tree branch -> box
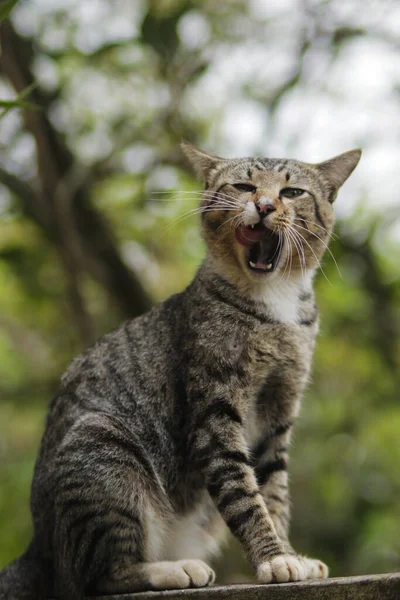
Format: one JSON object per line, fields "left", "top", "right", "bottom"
{"left": 0, "top": 20, "right": 153, "bottom": 340}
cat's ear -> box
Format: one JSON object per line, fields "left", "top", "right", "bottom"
{"left": 181, "top": 141, "right": 224, "bottom": 183}
{"left": 315, "top": 149, "right": 362, "bottom": 202}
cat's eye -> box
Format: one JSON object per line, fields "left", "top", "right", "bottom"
{"left": 280, "top": 187, "right": 305, "bottom": 198}
{"left": 232, "top": 183, "right": 257, "bottom": 193}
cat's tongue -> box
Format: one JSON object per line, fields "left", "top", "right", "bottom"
{"left": 235, "top": 223, "right": 281, "bottom": 273}
{"left": 235, "top": 224, "right": 266, "bottom": 248}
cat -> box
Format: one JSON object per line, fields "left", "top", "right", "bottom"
{"left": 0, "top": 142, "right": 361, "bottom": 600}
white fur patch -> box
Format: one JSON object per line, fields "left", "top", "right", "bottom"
{"left": 242, "top": 201, "right": 259, "bottom": 225}
{"left": 163, "top": 493, "right": 226, "bottom": 562}
{"left": 251, "top": 272, "right": 314, "bottom": 324}
{"left": 144, "top": 503, "right": 168, "bottom": 561}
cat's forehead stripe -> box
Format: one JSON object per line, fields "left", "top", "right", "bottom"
{"left": 209, "top": 156, "right": 317, "bottom": 188}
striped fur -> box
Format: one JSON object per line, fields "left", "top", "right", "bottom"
{"left": 0, "top": 145, "right": 360, "bottom": 599}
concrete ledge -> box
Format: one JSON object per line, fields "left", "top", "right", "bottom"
{"left": 90, "top": 572, "right": 400, "bottom": 600}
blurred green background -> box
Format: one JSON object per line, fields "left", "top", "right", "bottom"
{"left": 0, "top": 0, "right": 399, "bottom": 583}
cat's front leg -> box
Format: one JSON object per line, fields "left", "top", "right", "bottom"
{"left": 253, "top": 425, "right": 329, "bottom": 580}
{"left": 252, "top": 423, "right": 294, "bottom": 553}
{"left": 190, "top": 395, "right": 307, "bottom": 583}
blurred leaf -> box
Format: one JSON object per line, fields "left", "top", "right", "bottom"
{"left": 332, "top": 26, "right": 366, "bottom": 46}
{"left": 141, "top": 1, "right": 192, "bottom": 57}
{"left": 0, "top": 0, "right": 19, "bottom": 22}
{"left": 0, "top": 82, "right": 39, "bottom": 120}
{"left": 0, "top": 99, "right": 37, "bottom": 110}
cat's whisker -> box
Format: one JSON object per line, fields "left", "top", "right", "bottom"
{"left": 203, "top": 190, "right": 240, "bottom": 201}
{"left": 278, "top": 230, "right": 292, "bottom": 283}
{"left": 284, "top": 226, "right": 306, "bottom": 283}
{"left": 151, "top": 190, "right": 243, "bottom": 210}
{"left": 213, "top": 190, "right": 241, "bottom": 199}
{"left": 150, "top": 191, "right": 235, "bottom": 201}
{"left": 287, "top": 224, "right": 307, "bottom": 275}
{"left": 288, "top": 232, "right": 294, "bottom": 281}
{"left": 223, "top": 212, "right": 243, "bottom": 231}
{"left": 285, "top": 234, "right": 293, "bottom": 282}
{"left": 275, "top": 232, "right": 285, "bottom": 277}
{"left": 293, "top": 222, "right": 342, "bottom": 280}
{"left": 207, "top": 190, "right": 243, "bottom": 203}
{"left": 293, "top": 220, "right": 331, "bottom": 244}
{"left": 151, "top": 190, "right": 216, "bottom": 197}
{"left": 204, "top": 199, "right": 242, "bottom": 210}
{"left": 151, "top": 196, "right": 240, "bottom": 210}
{"left": 151, "top": 189, "right": 241, "bottom": 202}
{"left": 288, "top": 225, "right": 332, "bottom": 286}
{"left": 294, "top": 216, "right": 338, "bottom": 240}
{"left": 276, "top": 220, "right": 304, "bottom": 281}
{"left": 293, "top": 223, "right": 338, "bottom": 278}
{"left": 293, "top": 232, "right": 306, "bottom": 284}
{"left": 152, "top": 189, "right": 231, "bottom": 197}
{"left": 163, "top": 204, "right": 242, "bottom": 231}
{"left": 151, "top": 189, "right": 205, "bottom": 194}
{"left": 163, "top": 207, "right": 218, "bottom": 231}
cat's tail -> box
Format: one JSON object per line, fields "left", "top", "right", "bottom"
{"left": 0, "top": 541, "right": 51, "bottom": 600}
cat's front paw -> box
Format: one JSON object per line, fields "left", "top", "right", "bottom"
{"left": 257, "top": 554, "right": 307, "bottom": 583}
{"left": 300, "top": 556, "right": 329, "bottom": 580}
{"left": 149, "top": 560, "right": 215, "bottom": 590}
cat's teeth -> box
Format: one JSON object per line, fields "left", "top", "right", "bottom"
{"left": 250, "top": 224, "right": 255, "bottom": 229}
{"left": 249, "top": 261, "right": 273, "bottom": 270}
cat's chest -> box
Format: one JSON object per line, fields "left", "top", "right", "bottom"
{"left": 243, "top": 323, "right": 315, "bottom": 442}
{"left": 246, "top": 321, "right": 313, "bottom": 383}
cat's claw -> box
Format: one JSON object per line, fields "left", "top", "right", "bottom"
{"left": 257, "top": 554, "right": 307, "bottom": 583}
{"left": 300, "top": 556, "right": 329, "bottom": 580}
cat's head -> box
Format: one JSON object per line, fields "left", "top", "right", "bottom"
{"left": 182, "top": 142, "right": 361, "bottom": 288}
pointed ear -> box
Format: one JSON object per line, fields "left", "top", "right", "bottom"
{"left": 315, "top": 149, "right": 362, "bottom": 202}
{"left": 181, "top": 141, "right": 224, "bottom": 183}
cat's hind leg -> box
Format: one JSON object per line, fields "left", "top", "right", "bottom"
{"left": 38, "top": 413, "right": 190, "bottom": 598}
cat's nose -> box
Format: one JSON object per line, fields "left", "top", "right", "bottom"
{"left": 256, "top": 196, "right": 276, "bottom": 216}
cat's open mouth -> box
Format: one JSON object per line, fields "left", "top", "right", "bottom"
{"left": 235, "top": 223, "right": 281, "bottom": 273}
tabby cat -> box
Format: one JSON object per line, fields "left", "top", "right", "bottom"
{"left": 0, "top": 142, "right": 361, "bottom": 600}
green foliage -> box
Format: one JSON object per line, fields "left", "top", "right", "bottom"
{"left": 0, "top": 99, "right": 36, "bottom": 110}
{"left": 0, "top": 0, "right": 19, "bottom": 22}
{"left": 0, "top": 83, "right": 38, "bottom": 120}
{"left": 0, "top": 398, "right": 43, "bottom": 564}
{"left": 0, "top": 1, "right": 34, "bottom": 123}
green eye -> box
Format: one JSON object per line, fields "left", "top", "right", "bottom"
{"left": 232, "top": 183, "right": 257, "bottom": 193}
{"left": 280, "top": 188, "right": 304, "bottom": 198}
